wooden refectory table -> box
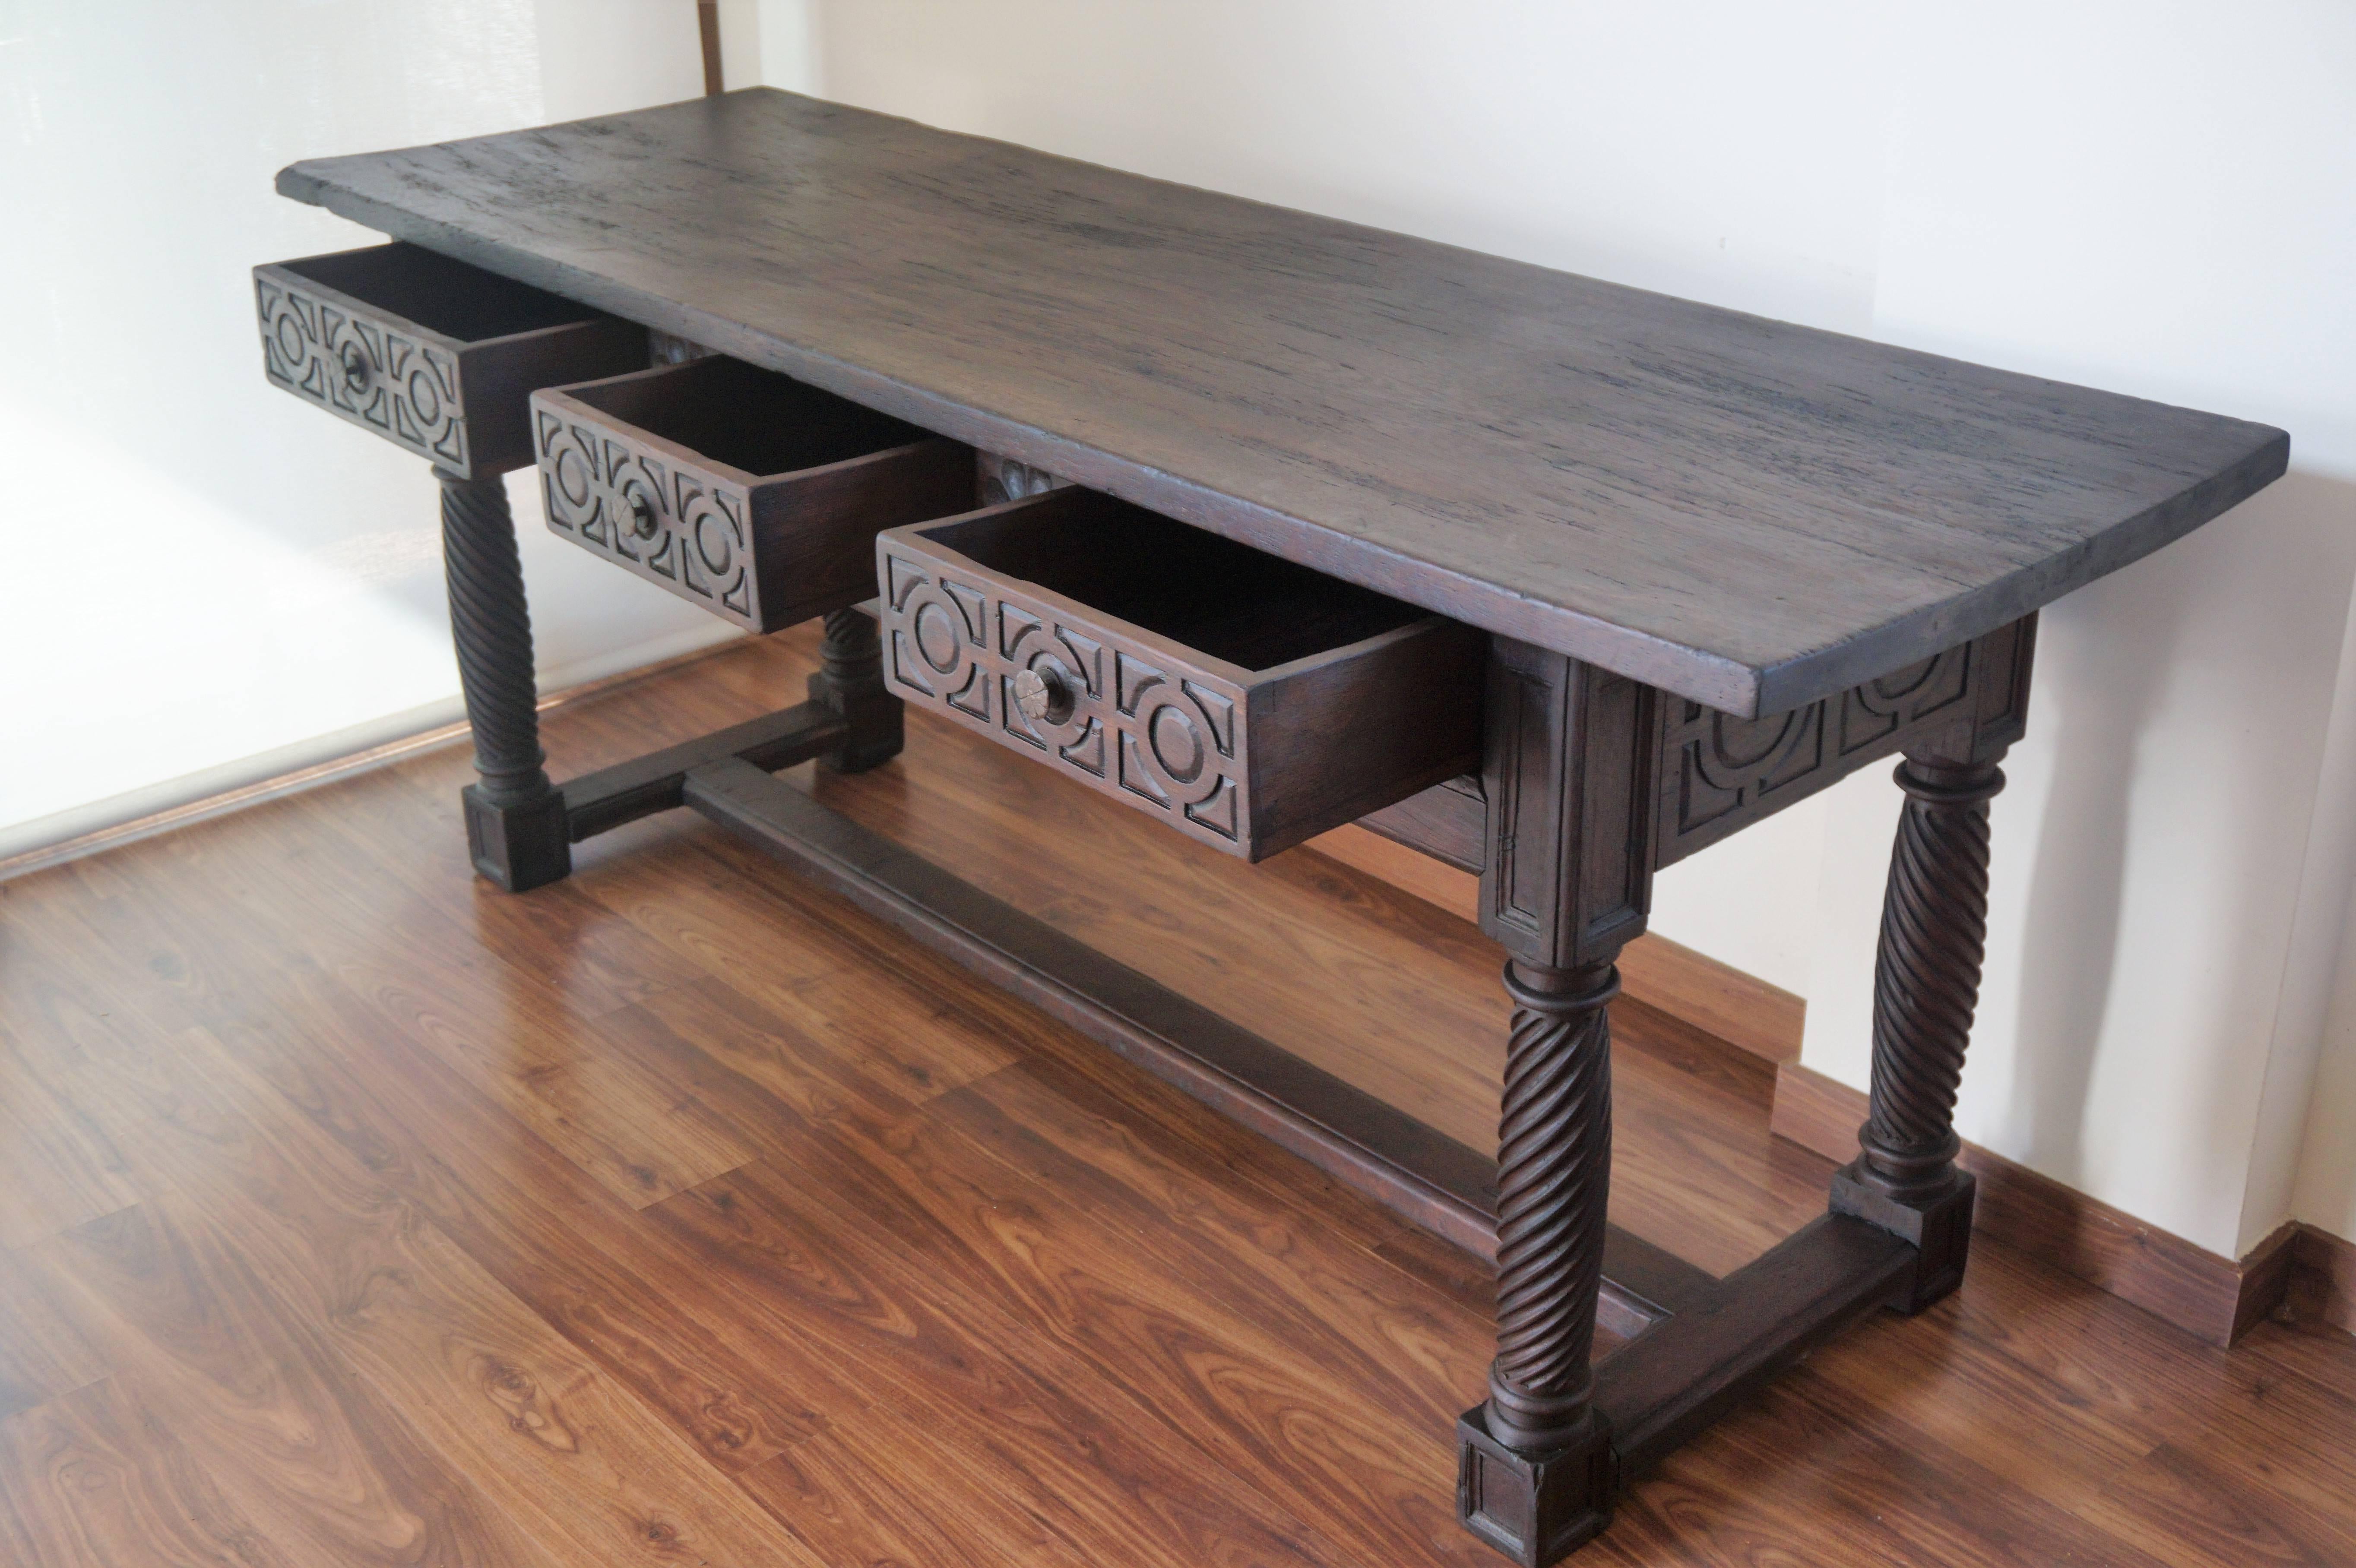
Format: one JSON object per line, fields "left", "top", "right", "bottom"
{"left": 259, "top": 89, "right": 2287, "bottom": 1564}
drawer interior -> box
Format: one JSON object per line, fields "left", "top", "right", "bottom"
{"left": 276, "top": 243, "right": 600, "bottom": 342}
{"left": 926, "top": 493, "right": 1425, "bottom": 671}
{"left": 564, "top": 357, "right": 930, "bottom": 478}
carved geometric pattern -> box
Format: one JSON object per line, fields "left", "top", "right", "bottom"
{"left": 1659, "top": 643, "right": 1973, "bottom": 862}
{"left": 256, "top": 273, "right": 467, "bottom": 470}
{"left": 880, "top": 541, "right": 1251, "bottom": 852}
{"left": 535, "top": 408, "right": 759, "bottom": 629}
{"left": 977, "top": 452, "right": 1069, "bottom": 507}
{"left": 646, "top": 329, "right": 716, "bottom": 365}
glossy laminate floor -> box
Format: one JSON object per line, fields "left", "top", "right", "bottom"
{"left": 1, "top": 625, "right": 2351, "bottom": 1567}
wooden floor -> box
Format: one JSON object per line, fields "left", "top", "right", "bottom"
{"left": 3, "top": 626, "right": 2352, "bottom": 1568}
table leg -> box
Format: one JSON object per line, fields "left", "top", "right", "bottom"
{"left": 1460, "top": 640, "right": 1656, "bottom": 1565}
{"left": 1459, "top": 956, "right": 1622, "bottom": 1565}
{"left": 808, "top": 607, "right": 904, "bottom": 773}
{"left": 1831, "top": 750, "right": 2008, "bottom": 1311}
{"left": 437, "top": 468, "right": 570, "bottom": 892}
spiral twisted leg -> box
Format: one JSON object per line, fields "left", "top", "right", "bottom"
{"left": 808, "top": 606, "right": 904, "bottom": 773}
{"left": 1488, "top": 959, "right": 1617, "bottom": 1448}
{"left": 1861, "top": 759, "right": 2001, "bottom": 1192}
{"left": 440, "top": 473, "right": 548, "bottom": 801}
{"left": 437, "top": 470, "right": 569, "bottom": 890}
{"left": 1459, "top": 958, "right": 1620, "bottom": 1565}
{"left": 1832, "top": 753, "right": 2006, "bottom": 1309}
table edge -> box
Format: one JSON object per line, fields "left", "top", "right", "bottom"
{"left": 276, "top": 160, "right": 2291, "bottom": 718}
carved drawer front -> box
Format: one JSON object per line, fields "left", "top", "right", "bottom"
{"left": 879, "top": 488, "right": 1485, "bottom": 860}
{"left": 534, "top": 357, "right": 974, "bottom": 634}
{"left": 254, "top": 243, "right": 646, "bottom": 479}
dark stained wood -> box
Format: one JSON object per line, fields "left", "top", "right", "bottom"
{"left": 807, "top": 606, "right": 907, "bottom": 775}
{"left": 1774, "top": 1061, "right": 2332, "bottom": 1350}
{"left": 1828, "top": 749, "right": 2008, "bottom": 1313}
{"left": 724, "top": 631, "right": 1828, "bottom": 1280}
{"left": 276, "top": 89, "right": 2286, "bottom": 714}
{"left": 2228, "top": 1222, "right": 2304, "bottom": 1344}
{"left": 1478, "top": 643, "right": 1656, "bottom": 971}
{"left": 1349, "top": 614, "right": 2035, "bottom": 884}
{"left": 1593, "top": 1216, "right": 1913, "bottom": 1476}
{"left": 536, "top": 356, "right": 974, "bottom": 634}
{"left": 1457, "top": 639, "right": 1662, "bottom": 1557}
{"left": 1457, "top": 958, "right": 1620, "bottom": 1561}
{"left": 441, "top": 470, "right": 572, "bottom": 892}
{"left": 684, "top": 748, "right": 1717, "bottom": 1352}
{"left": 8, "top": 628, "right": 2353, "bottom": 1568}
{"left": 255, "top": 242, "right": 646, "bottom": 479}
{"left": 1653, "top": 616, "right": 2033, "bottom": 871}
{"left": 683, "top": 752, "right": 1504, "bottom": 1258}
{"left": 251, "top": 108, "right": 2279, "bottom": 1559}
{"left": 1356, "top": 776, "right": 1488, "bottom": 875}
{"left": 880, "top": 487, "right": 1485, "bottom": 859}
{"left": 559, "top": 698, "right": 846, "bottom": 840}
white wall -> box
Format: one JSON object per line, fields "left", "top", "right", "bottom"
{"left": 1809, "top": 3, "right": 2356, "bottom": 1260}
{"left": 783, "top": 0, "right": 2356, "bottom": 1256}
{"left": 0, "top": 0, "right": 732, "bottom": 861}
{"left": 14, "top": 1, "right": 2350, "bottom": 1257}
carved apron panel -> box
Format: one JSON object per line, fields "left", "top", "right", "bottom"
{"left": 880, "top": 542, "right": 1250, "bottom": 853}
{"left": 1656, "top": 643, "right": 1976, "bottom": 866}
{"left": 256, "top": 273, "right": 467, "bottom": 471}
{"left": 536, "top": 408, "right": 760, "bottom": 630}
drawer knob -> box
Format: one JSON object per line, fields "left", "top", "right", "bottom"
{"left": 339, "top": 341, "right": 372, "bottom": 394}
{"left": 1014, "top": 664, "right": 1076, "bottom": 726}
{"left": 627, "top": 491, "right": 661, "bottom": 540}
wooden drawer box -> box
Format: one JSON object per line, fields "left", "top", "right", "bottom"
{"left": 255, "top": 243, "right": 645, "bottom": 478}
{"left": 878, "top": 489, "right": 1485, "bottom": 860}
{"left": 534, "top": 357, "right": 973, "bottom": 633}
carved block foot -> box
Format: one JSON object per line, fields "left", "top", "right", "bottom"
{"left": 462, "top": 784, "right": 571, "bottom": 893}
{"left": 1831, "top": 1163, "right": 1976, "bottom": 1313}
{"left": 1457, "top": 1404, "right": 1615, "bottom": 1566}
{"left": 809, "top": 607, "right": 905, "bottom": 774}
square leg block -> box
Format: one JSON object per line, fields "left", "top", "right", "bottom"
{"left": 462, "top": 784, "right": 571, "bottom": 893}
{"left": 808, "top": 672, "right": 905, "bottom": 774}
{"left": 1829, "top": 1164, "right": 1976, "bottom": 1314}
{"left": 1457, "top": 1404, "right": 1615, "bottom": 1567}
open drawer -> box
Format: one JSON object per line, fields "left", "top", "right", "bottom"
{"left": 879, "top": 488, "right": 1485, "bottom": 860}
{"left": 254, "top": 242, "right": 645, "bottom": 478}
{"left": 534, "top": 357, "right": 974, "bottom": 633}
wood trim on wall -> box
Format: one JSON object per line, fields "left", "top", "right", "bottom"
{"left": 1770, "top": 1060, "right": 2322, "bottom": 1347}
{"left": 1311, "top": 819, "right": 2354, "bottom": 1350}
{"left": 2292, "top": 1224, "right": 2356, "bottom": 1339}
{"left": 697, "top": 0, "right": 725, "bottom": 95}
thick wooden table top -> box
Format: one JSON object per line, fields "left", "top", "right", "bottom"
{"left": 279, "top": 89, "right": 2285, "bottom": 715}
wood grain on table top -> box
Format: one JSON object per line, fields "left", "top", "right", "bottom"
{"left": 279, "top": 89, "right": 2286, "bottom": 713}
